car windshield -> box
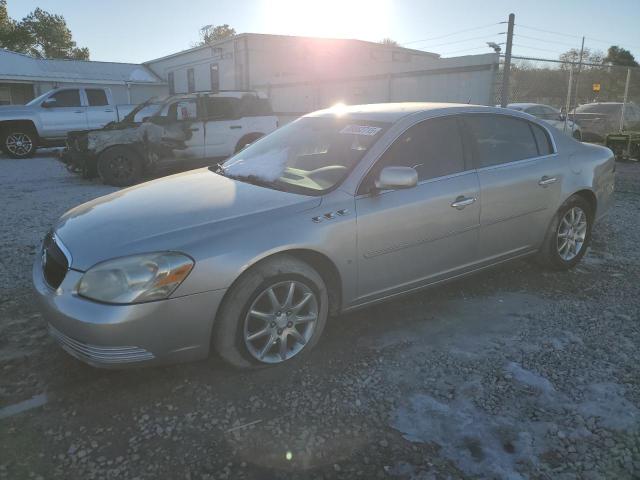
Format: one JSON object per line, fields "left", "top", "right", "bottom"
{"left": 575, "top": 104, "right": 621, "bottom": 114}
{"left": 219, "top": 116, "right": 390, "bottom": 195}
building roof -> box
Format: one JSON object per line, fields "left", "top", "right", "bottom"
{"left": 144, "top": 32, "right": 440, "bottom": 65}
{"left": 0, "top": 49, "right": 164, "bottom": 85}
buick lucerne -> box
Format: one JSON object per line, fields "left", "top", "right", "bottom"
{"left": 33, "top": 103, "right": 615, "bottom": 368}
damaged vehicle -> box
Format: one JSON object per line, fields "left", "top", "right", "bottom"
{"left": 64, "top": 90, "right": 277, "bottom": 186}
{"left": 34, "top": 103, "right": 615, "bottom": 369}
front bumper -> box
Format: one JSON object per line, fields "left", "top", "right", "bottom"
{"left": 33, "top": 256, "right": 226, "bottom": 368}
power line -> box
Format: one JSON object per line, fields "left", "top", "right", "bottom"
{"left": 515, "top": 24, "right": 580, "bottom": 39}
{"left": 414, "top": 33, "right": 505, "bottom": 50}
{"left": 512, "top": 43, "right": 568, "bottom": 56}
{"left": 514, "top": 33, "right": 580, "bottom": 49}
{"left": 439, "top": 45, "right": 497, "bottom": 56}
{"left": 584, "top": 37, "right": 640, "bottom": 50}
{"left": 401, "top": 23, "right": 502, "bottom": 46}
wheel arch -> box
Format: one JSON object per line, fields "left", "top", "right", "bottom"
{"left": 0, "top": 120, "right": 39, "bottom": 140}
{"left": 572, "top": 188, "right": 597, "bottom": 218}
{"left": 234, "top": 132, "right": 264, "bottom": 153}
{"left": 216, "top": 248, "right": 343, "bottom": 325}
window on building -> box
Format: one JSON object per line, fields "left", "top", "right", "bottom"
{"left": 463, "top": 115, "right": 540, "bottom": 168}
{"left": 168, "top": 72, "right": 175, "bottom": 95}
{"left": 187, "top": 68, "right": 195, "bottom": 93}
{"left": 85, "top": 89, "right": 108, "bottom": 106}
{"left": 210, "top": 64, "right": 220, "bottom": 92}
{"left": 49, "top": 89, "right": 81, "bottom": 107}
{"left": 372, "top": 117, "right": 467, "bottom": 182}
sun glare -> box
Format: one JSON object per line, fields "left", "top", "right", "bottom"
{"left": 260, "top": 0, "right": 392, "bottom": 41}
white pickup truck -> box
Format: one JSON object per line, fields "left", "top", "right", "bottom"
{"left": 0, "top": 87, "right": 155, "bottom": 158}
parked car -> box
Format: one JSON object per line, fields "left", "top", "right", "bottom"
{"left": 0, "top": 87, "right": 156, "bottom": 159}
{"left": 571, "top": 102, "right": 640, "bottom": 142}
{"left": 505, "top": 103, "right": 582, "bottom": 140}
{"left": 63, "top": 90, "right": 278, "bottom": 186}
{"left": 34, "top": 103, "right": 615, "bottom": 369}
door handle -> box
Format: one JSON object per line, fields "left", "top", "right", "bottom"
{"left": 229, "top": 125, "right": 242, "bottom": 129}
{"left": 74, "top": 110, "right": 84, "bottom": 114}
{"left": 188, "top": 127, "right": 200, "bottom": 132}
{"left": 450, "top": 196, "right": 476, "bottom": 209}
{"left": 538, "top": 176, "right": 557, "bottom": 187}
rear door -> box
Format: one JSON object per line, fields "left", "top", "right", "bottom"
{"left": 84, "top": 88, "right": 116, "bottom": 129}
{"left": 203, "top": 96, "right": 242, "bottom": 160}
{"left": 355, "top": 116, "right": 481, "bottom": 301}
{"left": 462, "top": 114, "right": 562, "bottom": 263}
{"left": 38, "top": 89, "right": 87, "bottom": 138}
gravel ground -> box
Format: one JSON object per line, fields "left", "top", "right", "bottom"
{"left": 0, "top": 152, "right": 639, "bottom": 480}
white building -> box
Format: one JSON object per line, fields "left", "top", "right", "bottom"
{"left": 1, "top": 34, "right": 498, "bottom": 119}
{"left": 144, "top": 33, "right": 499, "bottom": 119}
{"left": 0, "top": 48, "right": 166, "bottom": 105}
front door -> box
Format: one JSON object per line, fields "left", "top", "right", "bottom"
{"left": 355, "top": 116, "right": 481, "bottom": 302}
{"left": 39, "top": 89, "right": 87, "bottom": 138}
{"left": 155, "top": 98, "right": 205, "bottom": 162}
{"left": 462, "top": 114, "right": 562, "bottom": 262}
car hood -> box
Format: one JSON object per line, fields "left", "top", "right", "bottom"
{"left": 54, "top": 168, "right": 321, "bottom": 270}
{"left": 0, "top": 105, "right": 33, "bottom": 116}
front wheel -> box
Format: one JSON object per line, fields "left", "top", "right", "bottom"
{"left": 213, "top": 254, "right": 329, "bottom": 368}
{"left": 536, "top": 195, "right": 593, "bottom": 270}
{"left": 97, "top": 146, "right": 143, "bottom": 186}
{"left": 3, "top": 130, "right": 37, "bottom": 159}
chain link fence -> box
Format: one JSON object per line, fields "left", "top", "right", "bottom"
{"left": 494, "top": 55, "right": 640, "bottom": 144}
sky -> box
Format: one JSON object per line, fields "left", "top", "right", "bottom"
{"left": 7, "top": 0, "right": 640, "bottom": 64}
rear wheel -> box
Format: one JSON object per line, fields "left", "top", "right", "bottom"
{"left": 536, "top": 195, "right": 593, "bottom": 270}
{"left": 213, "top": 254, "right": 329, "bottom": 368}
{"left": 97, "top": 146, "right": 143, "bottom": 186}
{"left": 3, "top": 129, "right": 37, "bottom": 159}
{"left": 234, "top": 133, "right": 264, "bottom": 153}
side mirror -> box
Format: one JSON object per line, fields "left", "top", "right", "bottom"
{"left": 42, "top": 98, "right": 57, "bottom": 108}
{"left": 374, "top": 166, "right": 418, "bottom": 191}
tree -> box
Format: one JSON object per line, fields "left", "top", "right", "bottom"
{"left": 604, "top": 46, "right": 638, "bottom": 67}
{"left": 0, "top": 2, "right": 89, "bottom": 59}
{"left": 558, "top": 47, "right": 604, "bottom": 67}
{"left": 196, "top": 24, "right": 236, "bottom": 46}
{"left": 380, "top": 38, "right": 399, "bottom": 47}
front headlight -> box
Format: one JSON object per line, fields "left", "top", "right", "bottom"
{"left": 77, "top": 252, "right": 194, "bottom": 304}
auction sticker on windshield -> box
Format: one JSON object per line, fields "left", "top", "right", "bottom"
{"left": 340, "top": 125, "right": 382, "bottom": 136}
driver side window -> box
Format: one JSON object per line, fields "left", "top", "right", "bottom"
{"left": 368, "top": 117, "right": 467, "bottom": 186}
{"left": 47, "top": 89, "right": 81, "bottom": 108}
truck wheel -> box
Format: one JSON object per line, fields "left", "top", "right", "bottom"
{"left": 213, "top": 254, "right": 329, "bottom": 369}
{"left": 98, "top": 146, "right": 143, "bottom": 187}
{"left": 2, "top": 129, "right": 37, "bottom": 159}
{"left": 535, "top": 195, "right": 593, "bottom": 270}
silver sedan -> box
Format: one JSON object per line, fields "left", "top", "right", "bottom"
{"left": 33, "top": 103, "right": 616, "bottom": 368}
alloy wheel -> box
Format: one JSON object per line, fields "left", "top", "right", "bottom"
{"left": 243, "top": 280, "right": 319, "bottom": 363}
{"left": 5, "top": 133, "right": 33, "bottom": 157}
{"left": 556, "top": 206, "right": 588, "bottom": 261}
{"left": 108, "top": 155, "right": 134, "bottom": 181}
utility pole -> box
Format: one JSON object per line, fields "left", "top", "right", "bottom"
{"left": 569, "top": 36, "right": 585, "bottom": 123}
{"left": 620, "top": 68, "right": 631, "bottom": 132}
{"left": 500, "top": 13, "right": 515, "bottom": 107}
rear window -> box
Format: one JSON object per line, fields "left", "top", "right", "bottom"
{"left": 205, "top": 97, "right": 239, "bottom": 120}
{"left": 86, "top": 89, "right": 108, "bottom": 106}
{"left": 530, "top": 124, "right": 553, "bottom": 155}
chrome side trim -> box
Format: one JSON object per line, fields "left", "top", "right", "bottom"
{"left": 49, "top": 324, "right": 154, "bottom": 364}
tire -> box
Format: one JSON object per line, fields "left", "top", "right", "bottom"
{"left": 213, "top": 254, "right": 329, "bottom": 369}
{"left": 536, "top": 194, "right": 593, "bottom": 270}
{"left": 572, "top": 130, "right": 583, "bottom": 141}
{"left": 97, "top": 146, "right": 143, "bottom": 186}
{"left": 2, "top": 128, "right": 37, "bottom": 159}
{"left": 234, "top": 133, "right": 264, "bottom": 153}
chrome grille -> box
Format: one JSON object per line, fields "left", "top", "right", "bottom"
{"left": 48, "top": 324, "right": 154, "bottom": 365}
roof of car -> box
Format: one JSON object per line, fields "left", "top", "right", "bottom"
{"left": 507, "top": 103, "right": 539, "bottom": 109}
{"left": 305, "top": 102, "right": 496, "bottom": 122}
